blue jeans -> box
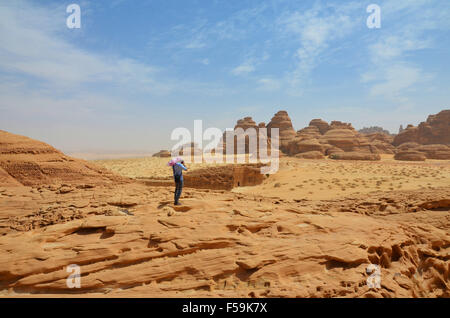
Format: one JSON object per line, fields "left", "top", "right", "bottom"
{"left": 174, "top": 177, "right": 183, "bottom": 204}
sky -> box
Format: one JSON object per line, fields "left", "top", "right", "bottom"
{"left": 0, "top": 0, "right": 449, "bottom": 153}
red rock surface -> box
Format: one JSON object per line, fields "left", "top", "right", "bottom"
{"left": 393, "top": 110, "right": 450, "bottom": 146}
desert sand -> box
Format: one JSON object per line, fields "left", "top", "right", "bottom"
{"left": 95, "top": 155, "right": 450, "bottom": 201}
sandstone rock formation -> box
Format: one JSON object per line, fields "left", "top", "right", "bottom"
{"left": 415, "top": 144, "right": 450, "bottom": 160}
{"left": 0, "top": 167, "right": 22, "bottom": 187}
{"left": 396, "top": 142, "right": 421, "bottom": 151}
{"left": 393, "top": 110, "right": 450, "bottom": 146}
{"left": 267, "top": 111, "right": 296, "bottom": 153}
{"left": 220, "top": 117, "right": 271, "bottom": 158}
{"left": 152, "top": 150, "right": 171, "bottom": 157}
{"left": 309, "top": 119, "right": 329, "bottom": 135}
{"left": 394, "top": 151, "right": 427, "bottom": 161}
{"left": 329, "top": 121, "right": 354, "bottom": 130}
{"left": 394, "top": 143, "right": 450, "bottom": 160}
{"left": 286, "top": 138, "right": 324, "bottom": 156}
{"left": 0, "top": 130, "right": 125, "bottom": 187}
{"left": 329, "top": 152, "right": 381, "bottom": 161}
{"left": 359, "top": 126, "right": 391, "bottom": 135}
{"left": 295, "top": 125, "right": 322, "bottom": 140}
{"left": 319, "top": 129, "right": 377, "bottom": 154}
{"left": 284, "top": 119, "right": 385, "bottom": 157}
{"left": 364, "top": 133, "right": 396, "bottom": 154}
{"left": 294, "top": 151, "right": 325, "bottom": 159}
{"left": 142, "top": 164, "right": 266, "bottom": 191}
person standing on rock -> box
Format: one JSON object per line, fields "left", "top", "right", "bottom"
{"left": 169, "top": 158, "right": 188, "bottom": 205}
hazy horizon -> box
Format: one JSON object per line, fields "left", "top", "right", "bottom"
{"left": 1, "top": 0, "right": 449, "bottom": 153}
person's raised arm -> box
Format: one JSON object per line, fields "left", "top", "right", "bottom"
{"left": 177, "top": 162, "right": 188, "bottom": 171}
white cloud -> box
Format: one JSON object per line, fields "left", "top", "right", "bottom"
{"left": 231, "top": 62, "right": 255, "bottom": 76}
{"left": 368, "top": 35, "right": 431, "bottom": 63}
{"left": 366, "top": 65, "right": 424, "bottom": 101}
{"left": 257, "top": 78, "right": 281, "bottom": 91}
{"left": 0, "top": 1, "right": 170, "bottom": 94}
{"left": 361, "top": 0, "right": 449, "bottom": 104}
{"left": 277, "top": 3, "right": 361, "bottom": 93}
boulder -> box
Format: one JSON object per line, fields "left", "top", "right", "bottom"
{"left": 394, "top": 151, "right": 426, "bottom": 161}
{"left": 416, "top": 144, "right": 450, "bottom": 160}
{"left": 329, "top": 152, "right": 381, "bottom": 161}
{"left": 294, "top": 151, "right": 325, "bottom": 159}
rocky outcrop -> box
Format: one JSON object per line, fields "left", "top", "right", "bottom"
{"left": 0, "top": 185, "right": 447, "bottom": 297}
{"left": 365, "top": 132, "right": 394, "bottom": 144}
{"left": 185, "top": 164, "right": 265, "bottom": 190}
{"left": 220, "top": 117, "right": 271, "bottom": 157}
{"left": 364, "top": 133, "right": 395, "bottom": 154}
{"left": 309, "top": 119, "right": 330, "bottom": 135}
{"left": 320, "top": 129, "right": 377, "bottom": 153}
{"left": 286, "top": 138, "right": 324, "bottom": 156}
{"left": 415, "top": 144, "right": 450, "bottom": 160}
{"left": 152, "top": 150, "right": 171, "bottom": 158}
{"left": 359, "top": 126, "right": 391, "bottom": 135}
{"left": 142, "top": 164, "right": 266, "bottom": 191}
{"left": 329, "top": 152, "right": 381, "bottom": 161}
{"left": 267, "top": 111, "right": 296, "bottom": 153}
{"left": 296, "top": 126, "right": 322, "bottom": 140}
{"left": 0, "top": 167, "right": 22, "bottom": 187}
{"left": 393, "top": 110, "right": 450, "bottom": 146}
{"left": 394, "top": 151, "right": 426, "bottom": 161}
{"left": 286, "top": 119, "right": 382, "bottom": 157}
{"left": 0, "top": 130, "right": 125, "bottom": 187}
{"left": 395, "top": 143, "right": 450, "bottom": 160}
{"left": 329, "top": 121, "right": 355, "bottom": 130}
{"left": 294, "top": 151, "right": 325, "bottom": 159}
{"left": 396, "top": 142, "right": 421, "bottom": 151}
